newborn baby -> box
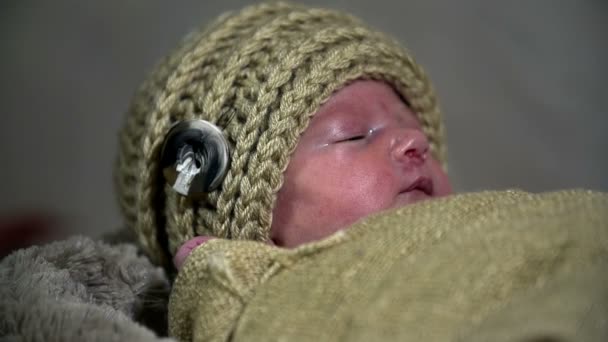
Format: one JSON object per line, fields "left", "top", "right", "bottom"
{"left": 173, "top": 80, "right": 452, "bottom": 268}
{"left": 2, "top": 3, "right": 606, "bottom": 342}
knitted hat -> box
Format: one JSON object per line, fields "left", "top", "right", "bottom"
{"left": 115, "top": 2, "right": 447, "bottom": 266}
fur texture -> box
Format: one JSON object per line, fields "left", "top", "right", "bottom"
{"left": 0, "top": 235, "right": 172, "bottom": 341}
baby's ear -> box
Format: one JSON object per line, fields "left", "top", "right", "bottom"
{"left": 168, "top": 239, "right": 282, "bottom": 341}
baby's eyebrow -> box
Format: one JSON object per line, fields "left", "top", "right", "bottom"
{"left": 310, "top": 109, "right": 347, "bottom": 128}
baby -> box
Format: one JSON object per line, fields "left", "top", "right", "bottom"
{"left": 2, "top": 3, "right": 606, "bottom": 341}
{"left": 173, "top": 79, "right": 452, "bottom": 268}
{"left": 113, "top": 1, "right": 454, "bottom": 271}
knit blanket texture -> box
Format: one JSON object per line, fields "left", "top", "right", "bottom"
{"left": 169, "top": 190, "right": 608, "bottom": 341}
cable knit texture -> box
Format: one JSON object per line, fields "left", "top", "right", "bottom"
{"left": 114, "top": 2, "right": 447, "bottom": 265}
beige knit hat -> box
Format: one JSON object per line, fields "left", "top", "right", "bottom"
{"left": 115, "top": 2, "right": 447, "bottom": 266}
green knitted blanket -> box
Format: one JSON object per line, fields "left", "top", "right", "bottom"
{"left": 169, "top": 190, "right": 608, "bottom": 341}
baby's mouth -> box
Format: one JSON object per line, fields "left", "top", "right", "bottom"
{"left": 394, "top": 176, "right": 434, "bottom": 207}
{"left": 402, "top": 176, "right": 434, "bottom": 196}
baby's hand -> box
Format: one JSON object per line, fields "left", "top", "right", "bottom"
{"left": 169, "top": 236, "right": 281, "bottom": 341}
{"left": 173, "top": 236, "right": 214, "bottom": 270}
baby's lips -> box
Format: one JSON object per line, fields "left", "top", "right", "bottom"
{"left": 173, "top": 236, "right": 215, "bottom": 270}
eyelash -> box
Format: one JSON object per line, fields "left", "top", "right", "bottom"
{"left": 339, "top": 135, "right": 366, "bottom": 142}
{"left": 337, "top": 129, "right": 374, "bottom": 143}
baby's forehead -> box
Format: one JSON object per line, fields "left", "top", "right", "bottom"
{"left": 307, "top": 80, "right": 419, "bottom": 128}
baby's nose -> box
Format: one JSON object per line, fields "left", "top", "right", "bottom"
{"left": 391, "top": 129, "right": 429, "bottom": 166}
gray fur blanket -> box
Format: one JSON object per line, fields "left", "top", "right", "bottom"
{"left": 0, "top": 235, "right": 172, "bottom": 341}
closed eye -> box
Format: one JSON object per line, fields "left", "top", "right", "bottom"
{"left": 338, "top": 135, "right": 366, "bottom": 142}
{"left": 335, "top": 128, "right": 376, "bottom": 143}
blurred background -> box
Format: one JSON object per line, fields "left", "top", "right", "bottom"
{"left": 0, "top": 0, "right": 606, "bottom": 241}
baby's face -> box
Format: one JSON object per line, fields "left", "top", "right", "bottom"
{"left": 270, "top": 80, "right": 452, "bottom": 247}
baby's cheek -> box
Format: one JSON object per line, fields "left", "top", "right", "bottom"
{"left": 335, "top": 168, "right": 396, "bottom": 222}
{"left": 429, "top": 159, "right": 452, "bottom": 196}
